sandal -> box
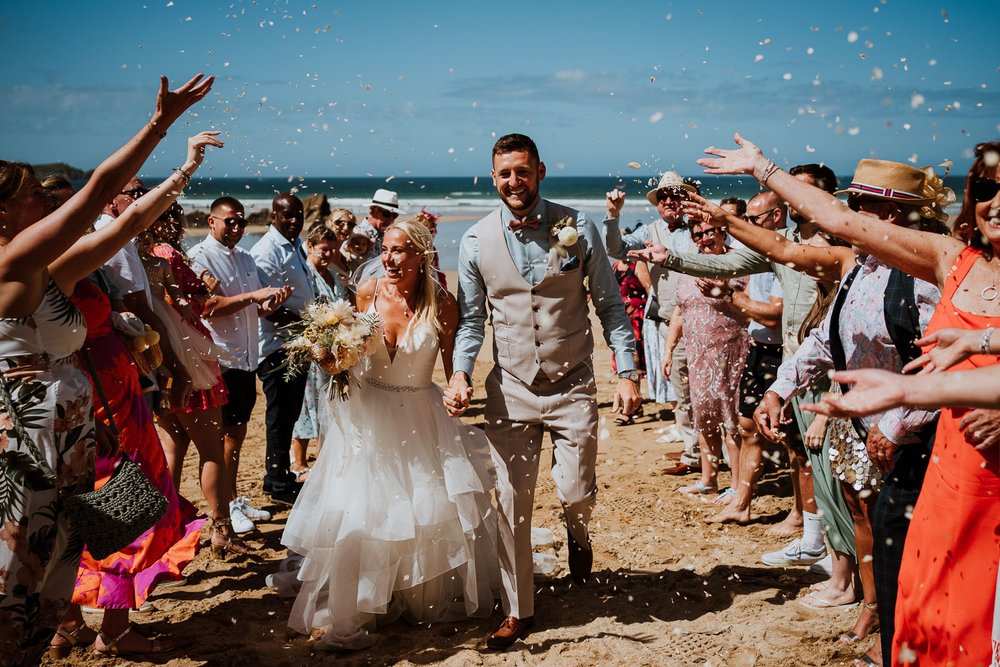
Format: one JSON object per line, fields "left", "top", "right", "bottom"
{"left": 711, "top": 487, "right": 735, "bottom": 505}
{"left": 290, "top": 467, "right": 310, "bottom": 483}
{"left": 94, "top": 626, "right": 176, "bottom": 656}
{"left": 798, "top": 590, "right": 859, "bottom": 610}
{"left": 838, "top": 601, "right": 879, "bottom": 643}
{"left": 210, "top": 518, "right": 250, "bottom": 560}
{"left": 679, "top": 481, "right": 718, "bottom": 495}
{"left": 48, "top": 624, "right": 97, "bottom": 659}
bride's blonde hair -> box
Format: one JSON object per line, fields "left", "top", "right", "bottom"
{"left": 384, "top": 219, "right": 441, "bottom": 344}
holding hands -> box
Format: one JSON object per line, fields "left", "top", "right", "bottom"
{"left": 444, "top": 372, "right": 472, "bottom": 417}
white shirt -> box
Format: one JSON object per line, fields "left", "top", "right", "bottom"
{"left": 93, "top": 213, "right": 152, "bottom": 306}
{"left": 189, "top": 234, "right": 262, "bottom": 371}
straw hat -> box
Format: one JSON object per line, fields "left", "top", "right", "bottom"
{"left": 834, "top": 159, "right": 934, "bottom": 204}
{"left": 369, "top": 188, "right": 402, "bottom": 214}
{"left": 645, "top": 171, "right": 697, "bottom": 205}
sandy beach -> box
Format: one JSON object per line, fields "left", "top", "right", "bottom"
{"left": 44, "top": 271, "right": 868, "bottom": 667}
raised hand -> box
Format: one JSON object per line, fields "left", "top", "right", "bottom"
{"left": 903, "top": 328, "right": 984, "bottom": 374}
{"left": 801, "top": 369, "right": 907, "bottom": 418}
{"left": 606, "top": 188, "right": 626, "bottom": 219}
{"left": 697, "top": 132, "right": 765, "bottom": 176}
{"left": 186, "top": 130, "right": 224, "bottom": 170}
{"left": 627, "top": 241, "right": 668, "bottom": 265}
{"left": 154, "top": 73, "right": 215, "bottom": 127}
{"left": 683, "top": 193, "right": 734, "bottom": 228}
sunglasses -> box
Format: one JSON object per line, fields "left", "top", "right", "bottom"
{"left": 744, "top": 208, "right": 778, "bottom": 225}
{"left": 656, "top": 190, "right": 686, "bottom": 203}
{"left": 691, "top": 228, "right": 722, "bottom": 241}
{"left": 213, "top": 215, "right": 247, "bottom": 228}
{"left": 969, "top": 177, "right": 1000, "bottom": 203}
{"left": 331, "top": 218, "right": 356, "bottom": 228}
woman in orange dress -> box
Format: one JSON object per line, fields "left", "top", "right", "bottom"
{"left": 698, "top": 134, "right": 1000, "bottom": 666}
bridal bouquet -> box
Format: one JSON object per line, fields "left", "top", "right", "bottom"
{"left": 282, "top": 299, "right": 382, "bottom": 400}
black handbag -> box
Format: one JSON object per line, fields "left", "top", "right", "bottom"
{"left": 0, "top": 350, "right": 167, "bottom": 560}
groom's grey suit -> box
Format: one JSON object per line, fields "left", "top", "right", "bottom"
{"left": 454, "top": 198, "right": 637, "bottom": 618}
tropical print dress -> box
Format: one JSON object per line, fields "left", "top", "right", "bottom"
{"left": 0, "top": 279, "right": 94, "bottom": 666}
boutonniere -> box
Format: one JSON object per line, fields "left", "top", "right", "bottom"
{"left": 550, "top": 215, "right": 579, "bottom": 258}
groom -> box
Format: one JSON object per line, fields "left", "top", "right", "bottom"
{"left": 447, "top": 133, "right": 642, "bottom": 650}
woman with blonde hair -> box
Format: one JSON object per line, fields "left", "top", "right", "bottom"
{"left": 278, "top": 219, "right": 498, "bottom": 652}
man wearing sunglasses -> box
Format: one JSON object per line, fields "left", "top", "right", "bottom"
{"left": 190, "top": 196, "right": 292, "bottom": 529}
{"left": 604, "top": 171, "right": 702, "bottom": 474}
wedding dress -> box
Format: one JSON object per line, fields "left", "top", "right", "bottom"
{"left": 278, "top": 302, "right": 499, "bottom": 650}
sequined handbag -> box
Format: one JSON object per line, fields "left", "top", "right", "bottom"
{"left": 827, "top": 416, "right": 883, "bottom": 493}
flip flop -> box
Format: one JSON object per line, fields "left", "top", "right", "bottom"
{"left": 798, "top": 591, "right": 859, "bottom": 610}
{"left": 679, "top": 481, "right": 717, "bottom": 496}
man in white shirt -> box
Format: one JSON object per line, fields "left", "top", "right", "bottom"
{"left": 190, "top": 196, "right": 291, "bottom": 528}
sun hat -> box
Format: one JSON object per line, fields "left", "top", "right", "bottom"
{"left": 645, "top": 171, "right": 697, "bottom": 205}
{"left": 369, "top": 188, "right": 402, "bottom": 215}
{"left": 833, "top": 159, "right": 935, "bottom": 204}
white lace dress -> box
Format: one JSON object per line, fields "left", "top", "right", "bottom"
{"left": 278, "top": 309, "right": 499, "bottom": 649}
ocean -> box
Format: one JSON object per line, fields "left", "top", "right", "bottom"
{"left": 177, "top": 174, "right": 968, "bottom": 271}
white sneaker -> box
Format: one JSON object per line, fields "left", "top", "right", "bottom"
{"left": 809, "top": 553, "right": 834, "bottom": 576}
{"left": 236, "top": 496, "right": 271, "bottom": 522}
{"left": 229, "top": 505, "right": 255, "bottom": 534}
{"left": 761, "top": 538, "right": 827, "bottom": 566}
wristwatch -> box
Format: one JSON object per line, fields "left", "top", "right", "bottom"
{"left": 618, "top": 370, "right": 642, "bottom": 382}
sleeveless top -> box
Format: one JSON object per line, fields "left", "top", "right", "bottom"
{"left": 0, "top": 279, "right": 87, "bottom": 363}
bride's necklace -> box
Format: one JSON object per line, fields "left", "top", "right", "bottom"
{"left": 385, "top": 286, "right": 416, "bottom": 318}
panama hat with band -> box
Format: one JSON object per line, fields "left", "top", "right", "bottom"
{"left": 645, "top": 171, "right": 697, "bottom": 206}
{"left": 834, "top": 159, "right": 935, "bottom": 205}
{"left": 369, "top": 188, "right": 402, "bottom": 215}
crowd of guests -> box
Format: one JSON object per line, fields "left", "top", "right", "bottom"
{"left": 0, "top": 73, "right": 996, "bottom": 667}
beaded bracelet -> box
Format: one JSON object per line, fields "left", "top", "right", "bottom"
{"left": 174, "top": 167, "right": 192, "bottom": 185}
{"left": 760, "top": 160, "right": 780, "bottom": 185}
{"left": 981, "top": 326, "right": 995, "bottom": 355}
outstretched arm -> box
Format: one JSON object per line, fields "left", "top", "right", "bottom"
{"left": 684, "top": 194, "right": 855, "bottom": 282}
{"left": 804, "top": 366, "right": 1000, "bottom": 415}
{"left": 1, "top": 74, "right": 214, "bottom": 275}
{"left": 629, "top": 241, "right": 770, "bottom": 279}
{"left": 49, "top": 131, "right": 223, "bottom": 292}
{"left": 698, "top": 133, "right": 964, "bottom": 287}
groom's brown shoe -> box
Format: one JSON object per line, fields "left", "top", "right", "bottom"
{"left": 485, "top": 615, "right": 534, "bottom": 650}
{"left": 566, "top": 530, "right": 593, "bottom": 585}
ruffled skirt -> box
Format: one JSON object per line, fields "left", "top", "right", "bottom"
{"left": 279, "top": 375, "right": 499, "bottom": 648}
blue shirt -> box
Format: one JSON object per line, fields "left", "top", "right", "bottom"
{"left": 249, "top": 225, "right": 316, "bottom": 358}
{"left": 454, "top": 199, "right": 637, "bottom": 378}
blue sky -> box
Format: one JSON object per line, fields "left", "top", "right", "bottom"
{"left": 1, "top": 0, "right": 997, "bottom": 178}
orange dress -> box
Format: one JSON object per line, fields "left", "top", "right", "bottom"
{"left": 892, "top": 247, "right": 1000, "bottom": 666}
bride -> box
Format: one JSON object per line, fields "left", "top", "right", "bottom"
{"left": 278, "top": 219, "right": 499, "bottom": 651}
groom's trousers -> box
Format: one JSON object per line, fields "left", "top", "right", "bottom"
{"left": 485, "top": 360, "right": 599, "bottom": 619}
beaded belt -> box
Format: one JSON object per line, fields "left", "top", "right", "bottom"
{"left": 365, "top": 377, "right": 424, "bottom": 393}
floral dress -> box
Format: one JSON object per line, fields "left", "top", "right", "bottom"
{"left": 152, "top": 243, "right": 227, "bottom": 412}
{"left": 611, "top": 260, "right": 647, "bottom": 374}
{"left": 293, "top": 263, "right": 349, "bottom": 441}
{"left": 69, "top": 276, "right": 206, "bottom": 610}
{"left": 0, "top": 279, "right": 94, "bottom": 665}
{"left": 675, "top": 273, "right": 750, "bottom": 434}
